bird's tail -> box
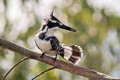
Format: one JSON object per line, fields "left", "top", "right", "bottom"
{"left": 59, "top": 44, "right": 83, "bottom": 65}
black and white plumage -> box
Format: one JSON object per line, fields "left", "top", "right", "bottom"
{"left": 34, "top": 11, "right": 83, "bottom": 65}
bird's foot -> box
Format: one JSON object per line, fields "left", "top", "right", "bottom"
{"left": 40, "top": 53, "right": 45, "bottom": 58}
{"left": 53, "top": 54, "right": 57, "bottom": 61}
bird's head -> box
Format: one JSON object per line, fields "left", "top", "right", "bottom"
{"left": 41, "top": 11, "right": 76, "bottom": 34}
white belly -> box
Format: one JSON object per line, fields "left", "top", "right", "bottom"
{"left": 34, "top": 35, "right": 56, "bottom": 56}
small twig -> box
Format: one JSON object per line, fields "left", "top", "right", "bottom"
{"left": 2, "top": 57, "right": 29, "bottom": 80}
{"left": 32, "top": 66, "right": 56, "bottom": 80}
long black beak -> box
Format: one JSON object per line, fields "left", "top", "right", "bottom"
{"left": 60, "top": 24, "right": 76, "bottom": 32}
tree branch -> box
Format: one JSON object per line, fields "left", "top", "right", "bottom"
{"left": 0, "top": 38, "right": 118, "bottom": 80}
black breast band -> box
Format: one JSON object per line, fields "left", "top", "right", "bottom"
{"left": 38, "top": 33, "right": 46, "bottom": 40}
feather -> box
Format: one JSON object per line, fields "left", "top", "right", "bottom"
{"left": 60, "top": 45, "right": 83, "bottom": 65}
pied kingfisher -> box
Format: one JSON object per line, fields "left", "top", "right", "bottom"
{"left": 34, "top": 11, "right": 83, "bottom": 65}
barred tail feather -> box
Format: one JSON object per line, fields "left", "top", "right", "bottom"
{"left": 69, "top": 45, "right": 83, "bottom": 64}
{"left": 60, "top": 45, "right": 83, "bottom": 65}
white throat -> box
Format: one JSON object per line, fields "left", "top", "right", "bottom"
{"left": 46, "top": 30, "right": 55, "bottom": 37}
{"left": 46, "top": 27, "right": 59, "bottom": 36}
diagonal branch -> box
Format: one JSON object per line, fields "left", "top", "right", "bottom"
{"left": 0, "top": 38, "right": 118, "bottom": 80}
{"left": 32, "top": 66, "right": 56, "bottom": 80}
{"left": 2, "top": 57, "right": 29, "bottom": 80}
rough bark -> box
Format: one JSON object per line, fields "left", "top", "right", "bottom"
{"left": 0, "top": 38, "right": 118, "bottom": 80}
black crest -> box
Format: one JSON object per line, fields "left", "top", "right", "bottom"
{"left": 50, "top": 10, "right": 61, "bottom": 22}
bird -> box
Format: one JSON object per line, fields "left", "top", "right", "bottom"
{"left": 34, "top": 11, "right": 83, "bottom": 65}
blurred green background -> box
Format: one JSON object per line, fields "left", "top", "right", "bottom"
{"left": 0, "top": 0, "right": 120, "bottom": 80}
